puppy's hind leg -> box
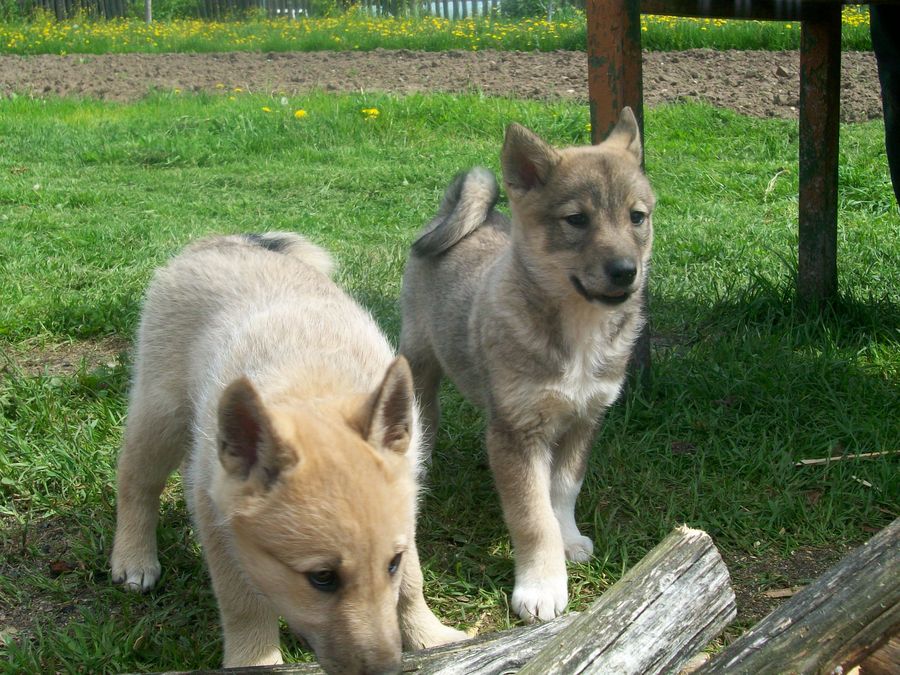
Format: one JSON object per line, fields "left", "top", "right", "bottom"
{"left": 401, "top": 343, "right": 443, "bottom": 462}
{"left": 111, "top": 386, "right": 188, "bottom": 592}
{"left": 551, "top": 419, "right": 596, "bottom": 564}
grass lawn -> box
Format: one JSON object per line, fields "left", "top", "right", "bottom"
{"left": 0, "top": 91, "right": 897, "bottom": 671}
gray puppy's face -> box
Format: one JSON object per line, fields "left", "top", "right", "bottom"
{"left": 502, "top": 111, "right": 655, "bottom": 307}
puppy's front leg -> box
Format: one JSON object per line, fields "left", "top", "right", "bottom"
{"left": 398, "top": 527, "right": 469, "bottom": 649}
{"left": 201, "top": 524, "right": 282, "bottom": 667}
{"left": 487, "top": 420, "right": 567, "bottom": 623}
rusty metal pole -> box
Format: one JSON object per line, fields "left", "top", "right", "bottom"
{"left": 798, "top": 5, "right": 842, "bottom": 305}
{"left": 587, "top": 0, "right": 644, "bottom": 138}
{"left": 586, "top": 0, "right": 651, "bottom": 381}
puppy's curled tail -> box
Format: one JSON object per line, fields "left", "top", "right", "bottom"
{"left": 242, "top": 231, "right": 336, "bottom": 279}
{"left": 411, "top": 167, "right": 499, "bottom": 258}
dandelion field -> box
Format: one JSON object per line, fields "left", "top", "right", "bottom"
{"left": 0, "top": 5, "right": 873, "bottom": 55}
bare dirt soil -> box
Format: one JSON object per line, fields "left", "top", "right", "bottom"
{"left": 0, "top": 48, "right": 884, "bottom": 122}
{"left": 2, "top": 336, "right": 128, "bottom": 378}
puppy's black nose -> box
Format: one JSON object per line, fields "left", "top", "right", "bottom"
{"left": 605, "top": 258, "right": 637, "bottom": 287}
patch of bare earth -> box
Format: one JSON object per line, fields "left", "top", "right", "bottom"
{"left": 1, "top": 336, "right": 129, "bottom": 378}
{"left": 0, "top": 516, "right": 103, "bottom": 647}
{"left": 0, "top": 48, "right": 884, "bottom": 122}
{"left": 722, "top": 545, "right": 851, "bottom": 638}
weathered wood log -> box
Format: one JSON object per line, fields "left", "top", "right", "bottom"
{"left": 519, "top": 526, "right": 735, "bottom": 674}
{"left": 160, "top": 525, "right": 734, "bottom": 675}
{"left": 698, "top": 516, "right": 900, "bottom": 675}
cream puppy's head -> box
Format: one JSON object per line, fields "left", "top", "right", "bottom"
{"left": 214, "top": 358, "right": 417, "bottom": 675}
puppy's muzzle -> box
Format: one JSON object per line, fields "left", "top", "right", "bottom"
{"left": 571, "top": 257, "right": 639, "bottom": 305}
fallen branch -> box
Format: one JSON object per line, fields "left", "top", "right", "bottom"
{"left": 795, "top": 450, "right": 900, "bottom": 467}
{"left": 761, "top": 585, "right": 804, "bottom": 599}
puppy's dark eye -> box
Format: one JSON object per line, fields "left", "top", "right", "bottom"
{"left": 564, "top": 213, "right": 589, "bottom": 228}
{"left": 307, "top": 570, "right": 339, "bottom": 592}
{"left": 630, "top": 211, "right": 646, "bottom": 225}
{"left": 388, "top": 553, "right": 403, "bottom": 576}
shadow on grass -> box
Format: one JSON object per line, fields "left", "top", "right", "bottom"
{"left": 591, "top": 276, "right": 898, "bottom": 560}
{"left": 346, "top": 276, "right": 898, "bottom": 577}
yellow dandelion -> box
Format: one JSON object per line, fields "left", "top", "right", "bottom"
{"left": 361, "top": 107, "right": 380, "bottom": 120}
{"left": 262, "top": 106, "right": 272, "bottom": 113}
{"left": 294, "top": 109, "right": 308, "bottom": 119}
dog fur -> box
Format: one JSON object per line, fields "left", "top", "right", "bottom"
{"left": 399, "top": 108, "right": 655, "bottom": 623}
{"left": 111, "top": 232, "right": 466, "bottom": 672}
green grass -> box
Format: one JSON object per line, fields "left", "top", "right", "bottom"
{"left": 0, "top": 92, "right": 897, "bottom": 672}
{"left": 0, "top": 5, "right": 873, "bottom": 55}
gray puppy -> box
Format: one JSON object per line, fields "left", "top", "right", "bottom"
{"left": 400, "top": 108, "right": 655, "bottom": 623}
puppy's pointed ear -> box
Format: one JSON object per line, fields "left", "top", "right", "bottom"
{"left": 218, "top": 377, "right": 297, "bottom": 488}
{"left": 604, "top": 107, "right": 643, "bottom": 164}
{"left": 364, "top": 357, "right": 414, "bottom": 456}
{"left": 502, "top": 123, "right": 561, "bottom": 196}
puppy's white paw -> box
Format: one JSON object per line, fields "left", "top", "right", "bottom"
{"left": 110, "top": 552, "right": 161, "bottom": 592}
{"left": 224, "top": 645, "right": 283, "bottom": 668}
{"left": 564, "top": 534, "right": 594, "bottom": 563}
{"left": 402, "top": 611, "right": 470, "bottom": 650}
{"left": 511, "top": 576, "right": 567, "bottom": 623}
{"left": 424, "top": 624, "right": 471, "bottom": 648}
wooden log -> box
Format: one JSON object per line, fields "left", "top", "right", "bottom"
{"left": 520, "top": 526, "right": 735, "bottom": 674}
{"left": 158, "top": 526, "right": 733, "bottom": 674}
{"left": 699, "top": 517, "right": 900, "bottom": 674}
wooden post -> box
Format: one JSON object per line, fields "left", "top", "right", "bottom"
{"left": 586, "top": 0, "right": 643, "bottom": 138}
{"left": 586, "top": 0, "right": 650, "bottom": 381}
{"left": 797, "top": 3, "right": 841, "bottom": 305}
{"left": 699, "top": 517, "right": 900, "bottom": 674}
